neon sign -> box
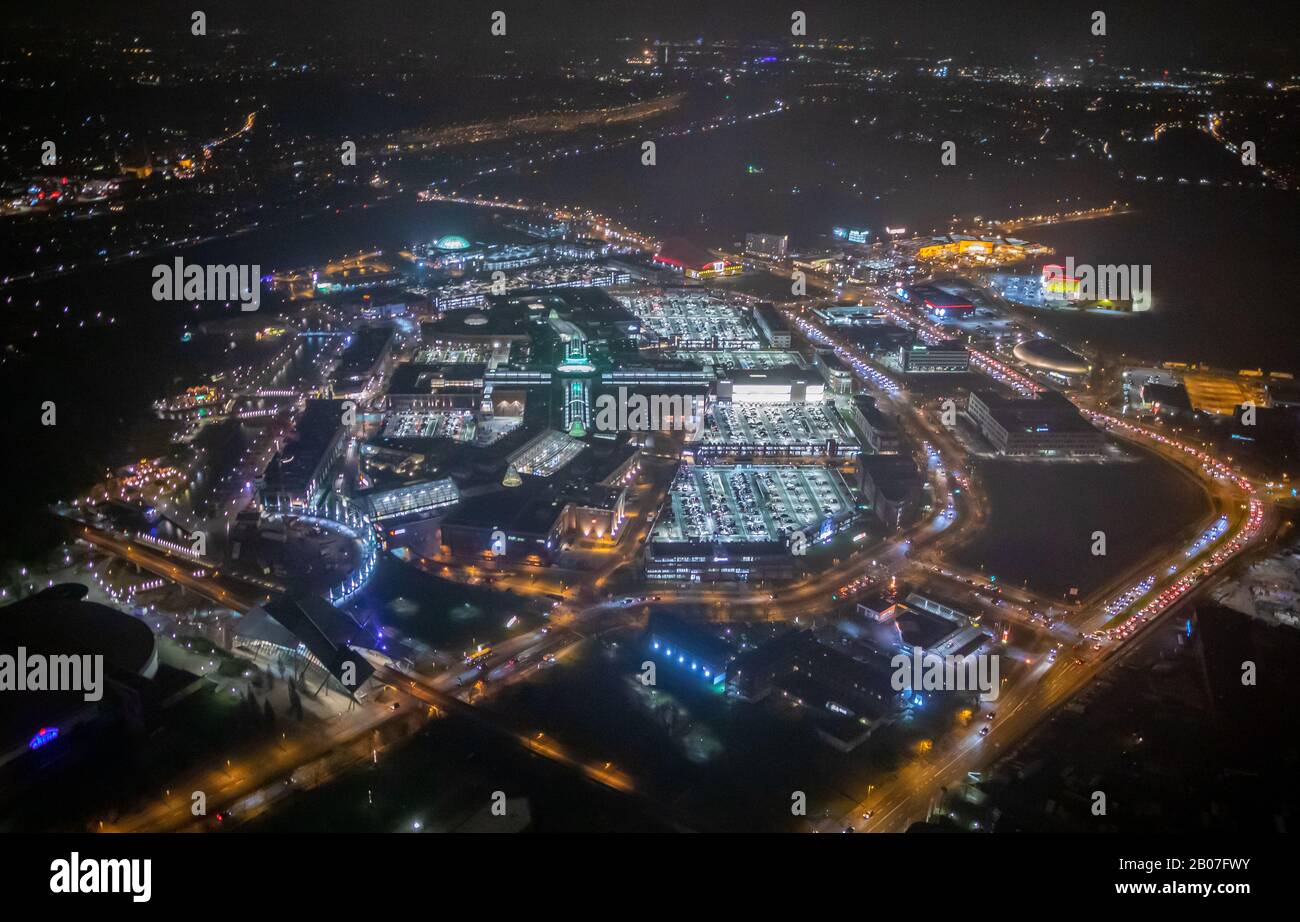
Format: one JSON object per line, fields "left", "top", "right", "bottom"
{"left": 29, "top": 726, "right": 60, "bottom": 750}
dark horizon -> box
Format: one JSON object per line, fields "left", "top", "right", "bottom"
{"left": 5, "top": 0, "right": 1298, "bottom": 67}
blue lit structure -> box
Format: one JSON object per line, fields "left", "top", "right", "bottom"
{"left": 29, "top": 727, "right": 60, "bottom": 750}
{"left": 646, "top": 611, "right": 733, "bottom": 687}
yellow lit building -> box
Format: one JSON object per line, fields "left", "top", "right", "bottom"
{"left": 1182, "top": 372, "right": 1268, "bottom": 416}
{"left": 916, "top": 235, "right": 1027, "bottom": 262}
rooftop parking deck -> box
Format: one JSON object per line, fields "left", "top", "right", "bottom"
{"left": 700, "top": 402, "right": 859, "bottom": 454}
{"left": 620, "top": 292, "right": 762, "bottom": 349}
{"left": 653, "top": 464, "right": 856, "bottom": 544}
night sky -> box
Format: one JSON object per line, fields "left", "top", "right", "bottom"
{"left": 6, "top": 0, "right": 1298, "bottom": 67}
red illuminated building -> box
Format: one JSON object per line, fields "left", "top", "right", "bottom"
{"left": 653, "top": 237, "right": 742, "bottom": 279}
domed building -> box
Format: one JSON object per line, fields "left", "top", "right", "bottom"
{"left": 0, "top": 584, "right": 158, "bottom": 771}
{"left": 1012, "top": 338, "right": 1092, "bottom": 378}
{"left": 435, "top": 234, "right": 471, "bottom": 252}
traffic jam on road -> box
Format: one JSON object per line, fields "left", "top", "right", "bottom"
{"left": 1085, "top": 414, "right": 1269, "bottom": 644}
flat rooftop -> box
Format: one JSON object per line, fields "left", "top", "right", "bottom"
{"left": 420, "top": 301, "right": 538, "bottom": 339}
{"left": 388, "top": 363, "right": 487, "bottom": 395}
{"left": 653, "top": 464, "right": 855, "bottom": 545}
{"left": 440, "top": 482, "right": 567, "bottom": 536}
{"left": 892, "top": 603, "right": 965, "bottom": 650}
{"left": 334, "top": 324, "right": 394, "bottom": 382}
{"left": 1182, "top": 372, "right": 1268, "bottom": 416}
{"left": 674, "top": 350, "right": 806, "bottom": 371}
{"left": 908, "top": 285, "right": 972, "bottom": 309}
{"left": 647, "top": 610, "right": 735, "bottom": 668}
{"left": 972, "top": 390, "right": 1100, "bottom": 434}
{"left": 263, "top": 399, "right": 345, "bottom": 493}
{"left": 703, "top": 402, "right": 859, "bottom": 449}
{"left": 619, "top": 291, "right": 762, "bottom": 348}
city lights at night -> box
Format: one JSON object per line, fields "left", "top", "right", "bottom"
{"left": 0, "top": 0, "right": 1296, "bottom": 903}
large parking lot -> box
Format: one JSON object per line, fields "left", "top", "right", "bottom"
{"left": 703, "top": 402, "right": 859, "bottom": 454}
{"left": 620, "top": 292, "right": 762, "bottom": 349}
{"left": 653, "top": 464, "right": 856, "bottom": 544}
{"left": 383, "top": 410, "right": 475, "bottom": 440}
{"left": 413, "top": 344, "right": 492, "bottom": 364}
{"left": 675, "top": 349, "right": 806, "bottom": 371}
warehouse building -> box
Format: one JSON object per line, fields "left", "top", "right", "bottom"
{"left": 966, "top": 390, "right": 1106, "bottom": 456}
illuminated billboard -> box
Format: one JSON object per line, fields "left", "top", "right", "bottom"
{"left": 1041, "top": 264, "right": 1081, "bottom": 299}
{"left": 833, "top": 226, "right": 871, "bottom": 244}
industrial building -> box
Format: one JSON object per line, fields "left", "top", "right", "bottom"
{"left": 967, "top": 390, "right": 1106, "bottom": 456}
{"left": 652, "top": 238, "right": 742, "bottom": 279}
{"left": 744, "top": 232, "right": 789, "bottom": 260}
{"left": 752, "top": 302, "right": 792, "bottom": 348}
{"left": 850, "top": 395, "right": 904, "bottom": 454}
{"left": 727, "top": 629, "right": 902, "bottom": 751}
{"left": 897, "top": 340, "right": 970, "bottom": 374}
{"left": 386, "top": 363, "right": 487, "bottom": 412}
{"left": 647, "top": 610, "right": 735, "bottom": 687}
{"left": 715, "top": 366, "right": 825, "bottom": 404}
{"left": 859, "top": 454, "right": 924, "bottom": 529}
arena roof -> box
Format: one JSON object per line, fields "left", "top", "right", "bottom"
{"left": 1012, "top": 338, "right": 1091, "bottom": 375}
{"left": 0, "top": 585, "right": 158, "bottom": 748}
{"left": 653, "top": 237, "right": 722, "bottom": 270}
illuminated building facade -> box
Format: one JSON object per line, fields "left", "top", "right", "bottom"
{"left": 967, "top": 390, "right": 1106, "bottom": 456}
{"left": 716, "top": 367, "right": 825, "bottom": 404}
{"left": 386, "top": 363, "right": 487, "bottom": 411}
{"left": 258, "top": 399, "right": 349, "bottom": 510}
{"left": 652, "top": 238, "right": 742, "bottom": 279}
{"left": 898, "top": 340, "right": 970, "bottom": 374}
{"left": 646, "top": 611, "right": 734, "bottom": 687}
{"left": 851, "top": 395, "right": 904, "bottom": 454}
{"left": 915, "top": 234, "right": 1027, "bottom": 263}
{"left": 752, "top": 303, "right": 792, "bottom": 348}
{"left": 564, "top": 378, "right": 592, "bottom": 437}
{"left": 745, "top": 232, "right": 789, "bottom": 259}
{"left": 360, "top": 478, "right": 460, "bottom": 523}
